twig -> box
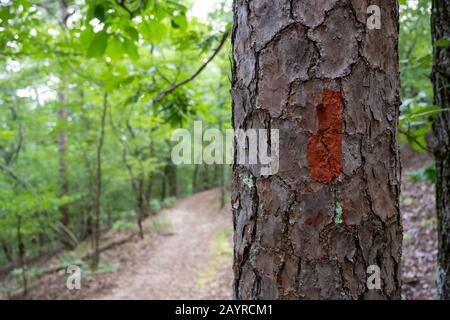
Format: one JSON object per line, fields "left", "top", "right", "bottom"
{"left": 116, "top": 0, "right": 134, "bottom": 18}
{"left": 0, "top": 163, "right": 35, "bottom": 192}
{"left": 153, "top": 29, "right": 230, "bottom": 105}
{"left": 399, "top": 128, "right": 434, "bottom": 154}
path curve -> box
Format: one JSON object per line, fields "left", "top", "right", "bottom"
{"left": 92, "top": 189, "right": 232, "bottom": 300}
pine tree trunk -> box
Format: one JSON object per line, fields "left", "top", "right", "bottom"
{"left": 231, "top": 0, "right": 401, "bottom": 299}
{"left": 431, "top": 0, "right": 450, "bottom": 299}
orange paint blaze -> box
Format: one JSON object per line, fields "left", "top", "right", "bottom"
{"left": 307, "top": 90, "right": 343, "bottom": 183}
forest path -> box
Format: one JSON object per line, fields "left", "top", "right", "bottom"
{"left": 91, "top": 189, "right": 233, "bottom": 300}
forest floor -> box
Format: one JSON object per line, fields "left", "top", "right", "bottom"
{"left": 401, "top": 150, "right": 437, "bottom": 300}
{"left": 1, "top": 152, "right": 438, "bottom": 299}
{"left": 2, "top": 189, "right": 233, "bottom": 300}
{"left": 88, "top": 189, "right": 234, "bottom": 300}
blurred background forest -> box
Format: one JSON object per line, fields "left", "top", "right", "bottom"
{"left": 0, "top": 0, "right": 442, "bottom": 299}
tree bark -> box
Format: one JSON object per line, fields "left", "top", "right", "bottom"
{"left": 431, "top": 0, "right": 450, "bottom": 299}
{"left": 231, "top": 0, "right": 402, "bottom": 299}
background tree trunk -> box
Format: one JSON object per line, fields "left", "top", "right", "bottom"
{"left": 431, "top": 0, "right": 450, "bottom": 300}
{"left": 92, "top": 92, "right": 108, "bottom": 269}
{"left": 231, "top": 0, "right": 402, "bottom": 299}
{"left": 57, "top": 83, "right": 71, "bottom": 242}
{"left": 168, "top": 163, "right": 177, "bottom": 197}
{"left": 145, "top": 142, "right": 155, "bottom": 213}
{"left": 192, "top": 164, "right": 199, "bottom": 194}
{"left": 136, "top": 177, "right": 145, "bottom": 239}
{"left": 16, "top": 215, "right": 27, "bottom": 297}
{"left": 56, "top": 0, "right": 74, "bottom": 250}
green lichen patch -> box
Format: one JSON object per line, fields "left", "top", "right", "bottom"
{"left": 243, "top": 175, "right": 254, "bottom": 189}
{"left": 334, "top": 202, "right": 343, "bottom": 225}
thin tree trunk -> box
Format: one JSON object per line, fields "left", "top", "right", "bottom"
{"left": 136, "top": 177, "right": 145, "bottom": 239}
{"left": 80, "top": 90, "right": 95, "bottom": 240}
{"left": 160, "top": 171, "right": 167, "bottom": 201}
{"left": 57, "top": 0, "right": 73, "bottom": 249}
{"left": 145, "top": 173, "right": 154, "bottom": 213}
{"left": 168, "top": 163, "right": 177, "bottom": 197}
{"left": 92, "top": 92, "right": 108, "bottom": 269}
{"left": 16, "top": 215, "right": 27, "bottom": 297}
{"left": 431, "top": 0, "right": 450, "bottom": 299}
{"left": 1, "top": 240, "right": 13, "bottom": 263}
{"left": 193, "top": 164, "right": 199, "bottom": 194}
{"left": 57, "top": 87, "right": 72, "bottom": 247}
{"left": 203, "top": 165, "right": 210, "bottom": 191}
{"left": 145, "top": 142, "right": 155, "bottom": 213}
{"left": 220, "top": 165, "right": 226, "bottom": 209}
{"left": 218, "top": 116, "right": 226, "bottom": 208}
{"left": 231, "top": 0, "right": 401, "bottom": 299}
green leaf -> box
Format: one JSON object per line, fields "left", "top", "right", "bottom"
{"left": 87, "top": 31, "right": 109, "bottom": 57}
{"left": 400, "top": 107, "right": 450, "bottom": 122}
{"left": 106, "top": 35, "right": 123, "bottom": 60}
{"left": 408, "top": 163, "right": 436, "bottom": 184}
{"left": 0, "top": 130, "right": 14, "bottom": 143}
{"left": 417, "top": 54, "right": 432, "bottom": 69}
{"left": 122, "top": 38, "right": 138, "bottom": 60}
{"left": 434, "top": 39, "right": 450, "bottom": 48}
{"left": 125, "top": 26, "right": 139, "bottom": 42}
{"left": 94, "top": 5, "right": 106, "bottom": 22}
{"left": 140, "top": 20, "right": 167, "bottom": 43}
{"left": 171, "top": 13, "right": 187, "bottom": 29}
{"left": 80, "top": 26, "right": 95, "bottom": 48}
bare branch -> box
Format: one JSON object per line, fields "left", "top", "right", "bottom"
{"left": 153, "top": 29, "right": 230, "bottom": 105}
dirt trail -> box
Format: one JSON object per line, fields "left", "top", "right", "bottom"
{"left": 91, "top": 189, "right": 233, "bottom": 300}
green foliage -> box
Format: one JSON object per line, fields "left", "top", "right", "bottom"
{"left": 149, "top": 199, "right": 161, "bottom": 211}
{"left": 94, "top": 261, "right": 120, "bottom": 274}
{"left": 398, "top": 0, "right": 442, "bottom": 159}
{"left": 408, "top": 162, "right": 436, "bottom": 183}
{"left": 112, "top": 219, "right": 136, "bottom": 232}
{"left": 162, "top": 197, "right": 176, "bottom": 208}
{"left": 434, "top": 39, "right": 450, "bottom": 47}
{"left": 0, "top": 0, "right": 232, "bottom": 282}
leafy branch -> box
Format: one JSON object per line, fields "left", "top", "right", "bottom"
{"left": 153, "top": 29, "right": 230, "bottom": 105}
